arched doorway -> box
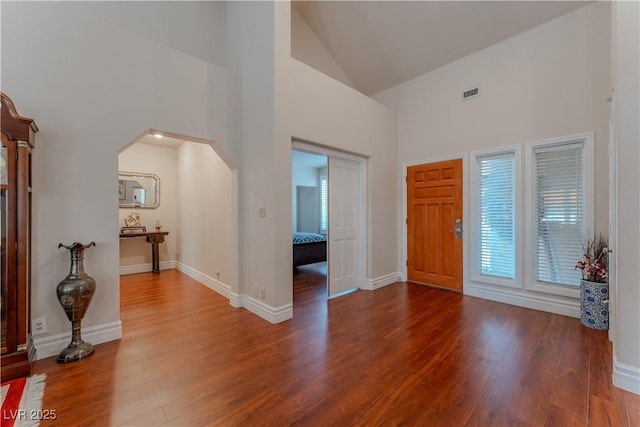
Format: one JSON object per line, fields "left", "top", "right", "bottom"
{"left": 117, "top": 129, "right": 239, "bottom": 305}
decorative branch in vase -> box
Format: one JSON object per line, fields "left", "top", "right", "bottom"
{"left": 575, "top": 232, "right": 608, "bottom": 283}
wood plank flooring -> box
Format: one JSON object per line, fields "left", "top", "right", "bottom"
{"left": 33, "top": 265, "right": 638, "bottom": 426}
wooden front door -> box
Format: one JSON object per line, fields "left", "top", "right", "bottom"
{"left": 407, "top": 159, "right": 463, "bottom": 292}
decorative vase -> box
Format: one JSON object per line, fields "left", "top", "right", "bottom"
{"left": 580, "top": 279, "right": 609, "bottom": 330}
{"left": 56, "top": 241, "right": 97, "bottom": 363}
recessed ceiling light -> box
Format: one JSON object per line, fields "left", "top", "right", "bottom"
{"left": 153, "top": 133, "right": 163, "bottom": 139}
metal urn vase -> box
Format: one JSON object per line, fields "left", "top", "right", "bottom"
{"left": 56, "top": 241, "right": 97, "bottom": 363}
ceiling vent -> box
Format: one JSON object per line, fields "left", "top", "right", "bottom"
{"left": 463, "top": 88, "right": 479, "bottom": 100}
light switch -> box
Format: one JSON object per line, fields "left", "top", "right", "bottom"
{"left": 258, "top": 206, "right": 266, "bottom": 218}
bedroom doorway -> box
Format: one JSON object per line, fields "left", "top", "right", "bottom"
{"left": 292, "top": 142, "right": 367, "bottom": 303}
{"left": 292, "top": 150, "right": 329, "bottom": 302}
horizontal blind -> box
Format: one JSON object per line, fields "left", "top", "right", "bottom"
{"left": 320, "top": 175, "right": 328, "bottom": 233}
{"left": 477, "top": 153, "right": 515, "bottom": 279}
{"left": 534, "top": 142, "right": 583, "bottom": 286}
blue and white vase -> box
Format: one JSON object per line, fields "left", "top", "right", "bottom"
{"left": 580, "top": 279, "right": 609, "bottom": 330}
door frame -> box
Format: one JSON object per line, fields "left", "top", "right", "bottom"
{"left": 608, "top": 90, "right": 617, "bottom": 343}
{"left": 292, "top": 140, "right": 368, "bottom": 293}
{"left": 401, "top": 153, "right": 469, "bottom": 292}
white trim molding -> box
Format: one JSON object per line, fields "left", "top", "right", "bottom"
{"left": 176, "top": 262, "right": 232, "bottom": 299}
{"left": 119, "top": 260, "right": 177, "bottom": 275}
{"left": 228, "top": 291, "right": 243, "bottom": 308}
{"left": 33, "top": 321, "right": 122, "bottom": 360}
{"left": 524, "top": 132, "right": 594, "bottom": 297}
{"left": 177, "top": 262, "right": 293, "bottom": 324}
{"left": 613, "top": 356, "right": 640, "bottom": 394}
{"left": 363, "top": 272, "right": 402, "bottom": 290}
{"left": 465, "top": 282, "right": 580, "bottom": 318}
{"left": 242, "top": 296, "right": 293, "bottom": 324}
{"left": 468, "top": 145, "right": 522, "bottom": 290}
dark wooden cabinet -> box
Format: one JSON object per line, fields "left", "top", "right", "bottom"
{"left": 1, "top": 93, "right": 38, "bottom": 381}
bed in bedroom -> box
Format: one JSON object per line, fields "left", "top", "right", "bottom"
{"left": 293, "top": 232, "right": 327, "bottom": 267}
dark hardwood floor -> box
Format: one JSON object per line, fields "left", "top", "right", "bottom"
{"left": 33, "top": 267, "right": 638, "bottom": 426}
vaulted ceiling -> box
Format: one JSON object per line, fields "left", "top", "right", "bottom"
{"left": 293, "top": 1, "right": 593, "bottom": 95}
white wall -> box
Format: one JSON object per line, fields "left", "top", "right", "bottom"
{"left": 176, "top": 142, "right": 233, "bottom": 285}
{"left": 226, "top": 1, "right": 283, "bottom": 316}
{"left": 374, "top": 2, "right": 610, "bottom": 314}
{"left": 611, "top": 0, "right": 640, "bottom": 394}
{"left": 118, "top": 143, "right": 178, "bottom": 270}
{"left": 291, "top": 8, "right": 358, "bottom": 91}
{"left": 2, "top": 1, "right": 230, "bottom": 357}
{"left": 67, "top": 1, "right": 227, "bottom": 68}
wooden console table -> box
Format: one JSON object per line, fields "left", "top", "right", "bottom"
{"left": 119, "top": 231, "right": 169, "bottom": 273}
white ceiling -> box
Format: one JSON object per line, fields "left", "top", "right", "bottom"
{"left": 138, "top": 134, "right": 185, "bottom": 149}
{"left": 293, "top": 1, "right": 593, "bottom": 95}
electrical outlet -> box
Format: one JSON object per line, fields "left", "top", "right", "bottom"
{"left": 32, "top": 317, "right": 47, "bottom": 335}
{"left": 260, "top": 288, "right": 266, "bottom": 300}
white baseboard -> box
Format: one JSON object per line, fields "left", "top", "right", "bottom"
{"left": 228, "top": 291, "right": 243, "bottom": 308}
{"left": 613, "top": 356, "right": 640, "bottom": 394}
{"left": 119, "top": 260, "right": 177, "bottom": 275}
{"left": 32, "top": 321, "right": 122, "bottom": 360}
{"left": 363, "top": 272, "right": 402, "bottom": 290}
{"left": 227, "top": 291, "right": 292, "bottom": 323}
{"left": 242, "top": 295, "right": 293, "bottom": 324}
{"left": 465, "top": 283, "right": 580, "bottom": 318}
{"left": 176, "top": 262, "right": 292, "bottom": 324}
{"left": 176, "top": 262, "right": 231, "bottom": 299}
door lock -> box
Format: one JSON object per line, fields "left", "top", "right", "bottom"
{"left": 454, "top": 219, "right": 463, "bottom": 239}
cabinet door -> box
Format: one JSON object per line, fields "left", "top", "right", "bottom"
{"left": 1, "top": 133, "right": 17, "bottom": 354}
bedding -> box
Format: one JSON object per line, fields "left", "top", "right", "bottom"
{"left": 292, "top": 232, "right": 326, "bottom": 244}
{"left": 293, "top": 232, "right": 327, "bottom": 267}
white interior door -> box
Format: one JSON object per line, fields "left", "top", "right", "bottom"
{"left": 328, "top": 157, "right": 359, "bottom": 297}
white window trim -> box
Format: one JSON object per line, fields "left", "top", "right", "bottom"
{"left": 524, "top": 132, "right": 594, "bottom": 298}
{"left": 469, "top": 145, "right": 522, "bottom": 289}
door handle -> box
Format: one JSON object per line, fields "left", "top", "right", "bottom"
{"left": 454, "top": 219, "right": 463, "bottom": 239}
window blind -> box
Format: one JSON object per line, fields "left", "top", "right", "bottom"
{"left": 320, "top": 175, "right": 328, "bottom": 233}
{"left": 477, "top": 153, "right": 515, "bottom": 279}
{"left": 534, "top": 142, "right": 584, "bottom": 286}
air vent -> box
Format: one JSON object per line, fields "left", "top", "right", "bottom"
{"left": 463, "top": 88, "right": 479, "bottom": 100}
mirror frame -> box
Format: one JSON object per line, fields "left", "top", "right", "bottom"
{"left": 118, "top": 171, "right": 160, "bottom": 209}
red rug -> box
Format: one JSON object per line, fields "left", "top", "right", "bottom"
{"left": 1, "top": 374, "right": 46, "bottom": 427}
